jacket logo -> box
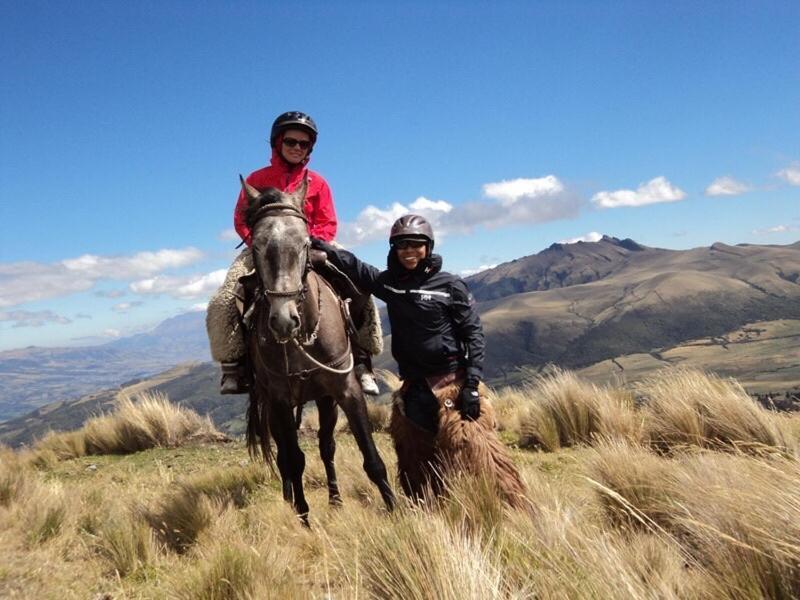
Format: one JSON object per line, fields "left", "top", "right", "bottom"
{"left": 420, "top": 293, "right": 432, "bottom": 301}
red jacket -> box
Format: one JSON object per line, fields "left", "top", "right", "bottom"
{"left": 234, "top": 147, "right": 337, "bottom": 245}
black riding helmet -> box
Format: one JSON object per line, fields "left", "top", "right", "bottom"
{"left": 270, "top": 111, "right": 318, "bottom": 150}
{"left": 390, "top": 214, "right": 435, "bottom": 252}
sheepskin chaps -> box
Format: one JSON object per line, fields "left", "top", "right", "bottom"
{"left": 390, "top": 377, "right": 527, "bottom": 509}
{"left": 206, "top": 249, "right": 253, "bottom": 362}
{"left": 357, "top": 295, "right": 384, "bottom": 356}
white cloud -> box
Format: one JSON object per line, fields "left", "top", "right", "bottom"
{"left": 338, "top": 175, "right": 578, "bottom": 246}
{"left": 112, "top": 301, "right": 144, "bottom": 313}
{"left": 705, "top": 176, "right": 751, "bottom": 196}
{"left": 460, "top": 264, "right": 497, "bottom": 277}
{"left": 339, "top": 197, "right": 454, "bottom": 246}
{"left": 103, "top": 329, "right": 121, "bottom": 338}
{"left": 219, "top": 228, "right": 239, "bottom": 241}
{"left": 777, "top": 165, "right": 800, "bottom": 186}
{"left": 0, "top": 309, "right": 72, "bottom": 328}
{"left": 482, "top": 176, "right": 564, "bottom": 206}
{"left": 591, "top": 176, "right": 686, "bottom": 208}
{"left": 0, "top": 247, "right": 206, "bottom": 309}
{"left": 752, "top": 224, "right": 798, "bottom": 235}
{"left": 130, "top": 269, "right": 226, "bottom": 300}
{"left": 62, "top": 248, "right": 203, "bottom": 279}
{"left": 189, "top": 302, "right": 208, "bottom": 312}
{"left": 559, "top": 231, "right": 603, "bottom": 244}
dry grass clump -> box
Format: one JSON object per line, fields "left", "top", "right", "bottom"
{"left": 499, "top": 479, "right": 692, "bottom": 599}
{"left": 587, "top": 440, "right": 675, "bottom": 531}
{"left": 21, "top": 480, "right": 70, "bottom": 545}
{"left": 94, "top": 512, "right": 157, "bottom": 577}
{"left": 1, "top": 446, "right": 32, "bottom": 507}
{"left": 83, "top": 392, "right": 223, "bottom": 455}
{"left": 350, "top": 509, "right": 504, "bottom": 599}
{"left": 589, "top": 439, "right": 800, "bottom": 598}
{"left": 668, "top": 452, "right": 800, "bottom": 598}
{"left": 145, "top": 464, "right": 267, "bottom": 553}
{"left": 35, "top": 429, "right": 88, "bottom": 460}
{"left": 517, "top": 368, "right": 642, "bottom": 451}
{"left": 639, "top": 368, "right": 791, "bottom": 454}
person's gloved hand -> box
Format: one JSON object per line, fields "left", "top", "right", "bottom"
{"left": 310, "top": 237, "right": 329, "bottom": 251}
{"left": 459, "top": 380, "right": 481, "bottom": 420}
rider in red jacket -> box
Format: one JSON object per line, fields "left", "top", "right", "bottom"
{"left": 234, "top": 114, "right": 337, "bottom": 245}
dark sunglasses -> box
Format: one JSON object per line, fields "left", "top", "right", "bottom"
{"left": 282, "top": 137, "right": 312, "bottom": 150}
{"left": 393, "top": 239, "right": 427, "bottom": 250}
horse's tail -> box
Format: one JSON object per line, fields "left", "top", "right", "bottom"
{"left": 246, "top": 389, "right": 276, "bottom": 473}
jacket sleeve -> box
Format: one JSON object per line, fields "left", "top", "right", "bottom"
{"left": 307, "top": 179, "right": 337, "bottom": 241}
{"left": 311, "top": 239, "right": 383, "bottom": 296}
{"left": 234, "top": 188, "right": 252, "bottom": 247}
{"left": 449, "top": 279, "right": 485, "bottom": 384}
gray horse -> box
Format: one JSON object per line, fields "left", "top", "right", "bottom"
{"left": 240, "top": 176, "right": 395, "bottom": 523}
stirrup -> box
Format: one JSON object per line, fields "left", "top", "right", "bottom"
{"left": 220, "top": 361, "right": 250, "bottom": 395}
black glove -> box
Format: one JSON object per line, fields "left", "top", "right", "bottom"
{"left": 310, "top": 237, "right": 329, "bottom": 251}
{"left": 459, "top": 381, "right": 481, "bottom": 420}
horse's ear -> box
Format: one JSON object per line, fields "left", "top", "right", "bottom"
{"left": 240, "top": 175, "right": 261, "bottom": 203}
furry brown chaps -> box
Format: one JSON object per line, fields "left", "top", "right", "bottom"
{"left": 389, "top": 377, "right": 527, "bottom": 509}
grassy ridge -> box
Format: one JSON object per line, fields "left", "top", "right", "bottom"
{"left": 1, "top": 369, "right": 799, "bottom": 599}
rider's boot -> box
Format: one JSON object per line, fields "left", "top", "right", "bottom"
{"left": 355, "top": 353, "right": 380, "bottom": 396}
{"left": 220, "top": 360, "right": 250, "bottom": 395}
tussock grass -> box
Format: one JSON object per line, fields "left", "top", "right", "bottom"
{"left": 21, "top": 481, "right": 69, "bottom": 544}
{"left": 350, "top": 509, "right": 504, "bottom": 600}
{"left": 587, "top": 440, "right": 675, "bottom": 530}
{"left": 95, "top": 513, "right": 156, "bottom": 577}
{"left": 36, "top": 429, "right": 87, "bottom": 460}
{"left": 667, "top": 452, "right": 800, "bottom": 598}
{"left": 84, "top": 392, "right": 222, "bottom": 455}
{"left": 29, "top": 392, "right": 226, "bottom": 461}
{"left": 639, "top": 369, "right": 791, "bottom": 454}
{"left": 589, "top": 440, "right": 800, "bottom": 598}
{"left": 145, "top": 464, "right": 267, "bottom": 553}
{"left": 0, "top": 447, "right": 31, "bottom": 507}
{"left": 518, "top": 368, "right": 642, "bottom": 451}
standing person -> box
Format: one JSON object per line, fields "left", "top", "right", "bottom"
{"left": 206, "top": 111, "right": 380, "bottom": 395}
{"left": 312, "top": 215, "right": 527, "bottom": 507}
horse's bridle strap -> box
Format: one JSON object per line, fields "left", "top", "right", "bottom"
{"left": 252, "top": 202, "right": 308, "bottom": 226}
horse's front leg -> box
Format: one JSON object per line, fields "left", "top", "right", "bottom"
{"left": 337, "top": 383, "right": 396, "bottom": 511}
{"left": 317, "top": 396, "right": 342, "bottom": 506}
{"left": 269, "top": 402, "right": 310, "bottom": 525}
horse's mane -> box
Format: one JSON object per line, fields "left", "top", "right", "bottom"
{"left": 245, "top": 187, "right": 285, "bottom": 228}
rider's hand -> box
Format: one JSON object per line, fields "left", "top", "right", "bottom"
{"left": 459, "top": 381, "right": 481, "bottom": 420}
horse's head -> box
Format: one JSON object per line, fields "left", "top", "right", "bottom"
{"left": 241, "top": 175, "right": 310, "bottom": 342}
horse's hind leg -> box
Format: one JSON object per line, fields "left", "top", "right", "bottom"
{"left": 338, "top": 389, "right": 396, "bottom": 511}
{"left": 269, "top": 403, "right": 310, "bottom": 524}
{"left": 317, "top": 396, "right": 342, "bottom": 506}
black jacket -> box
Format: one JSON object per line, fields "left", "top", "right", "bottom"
{"left": 314, "top": 239, "right": 485, "bottom": 383}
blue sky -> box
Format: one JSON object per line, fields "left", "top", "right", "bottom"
{"left": 1, "top": 1, "right": 798, "bottom": 351}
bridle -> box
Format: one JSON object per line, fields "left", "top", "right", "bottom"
{"left": 251, "top": 201, "right": 311, "bottom": 300}
{"left": 248, "top": 198, "right": 354, "bottom": 380}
